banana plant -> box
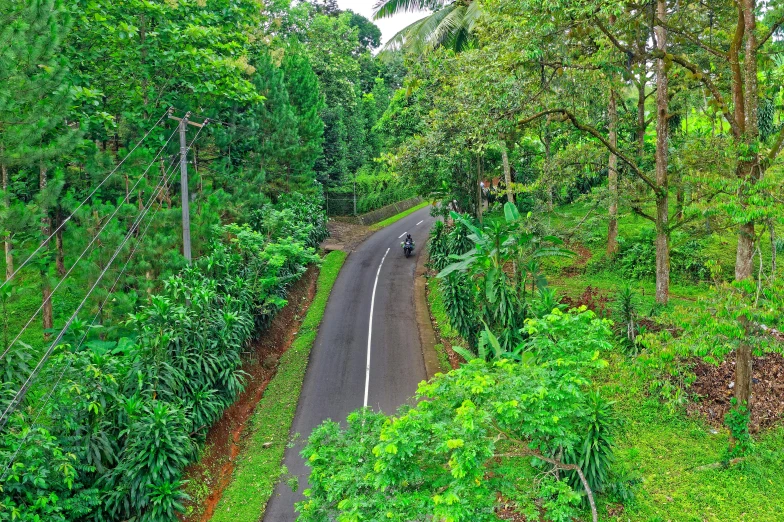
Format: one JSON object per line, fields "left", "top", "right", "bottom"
{"left": 438, "top": 202, "right": 573, "bottom": 351}
{"left": 453, "top": 321, "right": 537, "bottom": 363}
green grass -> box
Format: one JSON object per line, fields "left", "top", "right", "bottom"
{"left": 210, "top": 250, "right": 347, "bottom": 522}
{"left": 425, "top": 276, "right": 463, "bottom": 372}
{"left": 536, "top": 202, "right": 784, "bottom": 520}
{"left": 598, "top": 353, "right": 784, "bottom": 521}
{"left": 433, "top": 203, "right": 784, "bottom": 520}
{"left": 369, "top": 201, "right": 429, "bottom": 231}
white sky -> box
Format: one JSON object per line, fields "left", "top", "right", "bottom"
{"left": 337, "top": 0, "right": 430, "bottom": 47}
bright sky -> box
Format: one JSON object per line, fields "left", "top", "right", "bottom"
{"left": 337, "top": 0, "right": 430, "bottom": 47}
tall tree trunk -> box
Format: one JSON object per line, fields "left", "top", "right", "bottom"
{"left": 636, "top": 29, "right": 648, "bottom": 159}
{"left": 2, "top": 161, "right": 12, "bottom": 280}
{"left": 727, "top": 0, "right": 760, "bottom": 417}
{"left": 637, "top": 76, "right": 646, "bottom": 158}
{"left": 607, "top": 91, "right": 619, "bottom": 257}
{"left": 654, "top": 0, "right": 670, "bottom": 305}
{"left": 735, "top": 344, "right": 753, "bottom": 407}
{"left": 734, "top": 0, "right": 759, "bottom": 282}
{"left": 771, "top": 221, "right": 777, "bottom": 279}
{"left": 40, "top": 164, "right": 53, "bottom": 336}
{"left": 55, "top": 209, "right": 65, "bottom": 276}
{"left": 675, "top": 171, "right": 684, "bottom": 221}
{"left": 499, "top": 136, "right": 513, "bottom": 204}
{"left": 736, "top": 315, "right": 753, "bottom": 411}
{"left": 543, "top": 123, "right": 553, "bottom": 211}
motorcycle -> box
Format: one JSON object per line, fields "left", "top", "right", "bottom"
{"left": 401, "top": 240, "right": 415, "bottom": 258}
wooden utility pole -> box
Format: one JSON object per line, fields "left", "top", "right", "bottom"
{"left": 167, "top": 109, "right": 206, "bottom": 263}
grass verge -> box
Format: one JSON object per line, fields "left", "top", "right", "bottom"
{"left": 425, "top": 275, "right": 463, "bottom": 371}
{"left": 369, "top": 201, "right": 429, "bottom": 231}
{"left": 210, "top": 250, "right": 347, "bottom": 522}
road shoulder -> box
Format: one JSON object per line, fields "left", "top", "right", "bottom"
{"left": 209, "top": 251, "right": 348, "bottom": 522}
{"left": 414, "top": 240, "right": 442, "bottom": 380}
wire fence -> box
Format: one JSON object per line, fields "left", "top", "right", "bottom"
{"left": 325, "top": 187, "right": 418, "bottom": 217}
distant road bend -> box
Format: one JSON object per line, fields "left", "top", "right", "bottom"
{"left": 264, "top": 206, "right": 435, "bottom": 521}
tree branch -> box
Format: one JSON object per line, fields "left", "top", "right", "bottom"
{"left": 767, "top": 124, "right": 784, "bottom": 165}
{"left": 516, "top": 109, "right": 660, "bottom": 193}
{"left": 631, "top": 204, "right": 656, "bottom": 223}
{"left": 595, "top": 18, "right": 636, "bottom": 56}
{"left": 656, "top": 17, "right": 728, "bottom": 59}
{"left": 651, "top": 50, "right": 742, "bottom": 138}
{"left": 493, "top": 422, "right": 598, "bottom": 522}
{"left": 757, "top": 13, "right": 784, "bottom": 49}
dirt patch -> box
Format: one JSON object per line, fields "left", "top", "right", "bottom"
{"left": 561, "top": 241, "right": 593, "bottom": 276}
{"left": 321, "top": 219, "right": 371, "bottom": 252}
{"left": 560, "top": 285, "right": 611, "bottom": 318}
{"left": 687, "top": 352, "right": 784, "bottom": 430}
{"left": 180, "top": 266, "right": 319, "bottom": 521}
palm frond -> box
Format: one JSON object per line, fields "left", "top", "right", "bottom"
{"left": 405, "top": 5, "right": 457, "bottom": 54}
{"left": 452, "top": 345, "right": 478, "bottom": 362}
{"left": 373, "top": 0, "right": 446, "bottom": 19}
{"left": 426, "top": 4, "right": 466, "bottom": 50}
{"left": 464, "top": 0, "right": 482, "bottom": 31}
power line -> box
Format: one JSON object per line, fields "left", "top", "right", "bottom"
{"left": 0, "top": 126, "right": 208, "bottom": 431}
{"left": 0, "top": 127, "right": 180, "bottom": 365}
{"left": 167, "top": 105, "right": 252, "bottom": 131}
{"left": 0, "top": 157, "right": 186, "bottom": 433}
{"left": 0, "top": 108, "right": 172, "bottom": 291}
{"left": 0, "top": 164, "right": 174, "bottom": 482}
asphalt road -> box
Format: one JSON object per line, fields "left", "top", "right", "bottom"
{"left": 263, "top": 206, "right": 435, "bottom": 521}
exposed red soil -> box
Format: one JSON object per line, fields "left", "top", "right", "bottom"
{"left": 687, "top": 352, "right": 784, "bottom": 431}
{"left": 321, "top": 219, "right": 372, "bottom": 252}
{"left": 180, "top": 266, "right": 319, "bottom": 522}
{"left": 560, "top": 285, "right": 611, "bottom": 318}
{"left": 561, "top": 241, "right": 593, "bottom": 276}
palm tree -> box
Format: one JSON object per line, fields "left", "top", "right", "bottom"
{"left": 373, "top": 0, "right": 481, "bottom": 54}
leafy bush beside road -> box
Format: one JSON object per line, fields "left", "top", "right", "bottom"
{"left": 0, "top": 193, "right": 327, "bottom": 522}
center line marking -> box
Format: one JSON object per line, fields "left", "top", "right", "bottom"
{"left": 416, "top": 220, "right": 424, "bottom": 226}
{"left": 398, "top": 231, "right": 407, "bottom": 239}
{"left": 364, "top": 247, "right": 390, "bottom": 408}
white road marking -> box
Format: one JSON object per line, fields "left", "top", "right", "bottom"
{"left": 398, "top": 231, "right": 407, "bottom": 239}
{"left": 364, "top": 247, "right": 390, "bottom": 408}
{"left": 416, "top": 220, "right": 424, "bottom": 226}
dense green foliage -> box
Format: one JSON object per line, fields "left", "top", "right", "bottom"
{"left": 0, "top": 1, "right": 399, "bottom": 520}
{"left": 211, "top": 250, "right": 347, "bottom": 522}
{"left": 299, "top": 308, "right": 614, "bottom": 521}
{"left": 2, "top": 0, "right": 783, "bottom": 519}
{"left": 0, "top": 194, "right": 326, "bottom": 520}
{"left": 346, "top": 0, "right": 784, "bottom": 518}
{"left": 435, "top": 203, "right": 573, "bottom": 351}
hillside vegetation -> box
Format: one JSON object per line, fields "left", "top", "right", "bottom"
{"left": 297, "top": 0, "right": 784, "bottom": 520}
{"left": 0, "top": 1, "right": 412, "bottom": 520}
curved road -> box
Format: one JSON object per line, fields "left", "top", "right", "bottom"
{"left": 264, "top": 205, "right": 435, "bottom": 521}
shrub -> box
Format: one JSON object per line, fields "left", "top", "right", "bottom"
{"left": 299, "top": 308, "right": 615, "bottom": 522}
{"left": 616, "top": 228, "right": 709, "bottom": 282}
{"left": 0, "top": 192, "right": 326, "bottom": 522}
{"left": 440, "top": 272, "right": 478, "bottom": 347}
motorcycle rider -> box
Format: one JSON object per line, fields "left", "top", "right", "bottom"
{"left": 404, "top": 234, "right": 414, "bottom": 249}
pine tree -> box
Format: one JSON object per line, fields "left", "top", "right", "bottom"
{"left": 281, "top": 44, "right": 325, "bottom": 189}
{"left": 0, "top": 0, "right": 78, "bottom": 332}
{"left": 253, "top": 52, "right": 300, "bottom": 195}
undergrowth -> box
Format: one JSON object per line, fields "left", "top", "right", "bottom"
{"left": 210, "top": 250, "right": 347, "bottom": 522}
{"left": 425, "top": 276, "right": 460, "bottom": 372}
